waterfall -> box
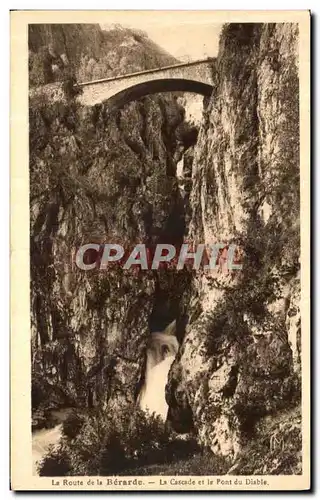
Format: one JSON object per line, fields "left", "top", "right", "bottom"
{"left": 138, "top": 322, "right": 179, "bottom": 420}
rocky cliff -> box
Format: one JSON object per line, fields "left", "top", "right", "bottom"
{"left": 30, "top": 24, "right": 197, "bottom": 424}
{"left": 29, "top": 23, "right": 177, "bottom": 87}
{"left": 30, "top": 23, "right": 301, "bottom": 474}
{"left": 166, "top": 23, "right": 301, "bottom": 472}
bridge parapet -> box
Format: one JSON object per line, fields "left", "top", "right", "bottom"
{"left": 29, "top": 58, "right": 215, "bottom": 108}
{"left": 77, "top": 58, "right": 215, "bottom": 107}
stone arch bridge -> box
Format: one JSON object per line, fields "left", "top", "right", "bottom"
{"left": 75, "top": 58, "right": 215, "bottom": 108}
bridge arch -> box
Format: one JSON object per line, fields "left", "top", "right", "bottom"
{"left": 75, "top": 59, "right": 215, "bottom": 107}
{"left": 104, "top": 78, "right": 213, "bottom": 109}
{"left": 30, "top": 59, "right": 215, "bottom": 107}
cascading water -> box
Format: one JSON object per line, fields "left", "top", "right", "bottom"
{"left": 138, "top": 321, "right": 179, "bottom": 420}
{"left": 32, "top": 408, "right": 72, "bottom": 475}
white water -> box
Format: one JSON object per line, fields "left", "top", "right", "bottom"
{"left": 138, "top": 327, "right": 179, "bottom": 420}
{"left": 177, "top": 94, "right": 204, "bottom": 125}
{"left": 32, "top": 408, "right": 72, "bottom": 475}
{"left": 32, "top": 425, "right": 63, "bottom": 475}
{"left": 32, "top": 325, "right": 179, "bottom": 475}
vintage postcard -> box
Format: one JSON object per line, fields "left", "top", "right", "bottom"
{"left": 10, "top": 10, "right": 310, "bottom": 491}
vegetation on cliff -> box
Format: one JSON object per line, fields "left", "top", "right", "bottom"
{"left": 29, "top": 24, "right": 177, "bottom": 87}
{"left": 38, "top": 407, "right": 200, "bottom": 476}
{"left": 29, "top": 20, "right": 199, "bottom": 426}
{"left": 166, "top": 22, "right": 301, "bottom": 472}
{"left": 31, "top": 21, "right": 302, "bottom": 476}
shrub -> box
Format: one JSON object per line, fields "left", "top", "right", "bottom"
{"left": 38, "top": 405, "right": 199, "bottom": 476}
{"left": 38, "top": 444, "right": 71, "bottom": 476}
{"left": 62, "top": 410, "right": 86, "bottom": 440}
{"left": 62, "top": 76, "right": 82, "bottom": 100}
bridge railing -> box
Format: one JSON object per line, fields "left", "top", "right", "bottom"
{"left": 76, "top": 56, "right": 216, "bottom": 87}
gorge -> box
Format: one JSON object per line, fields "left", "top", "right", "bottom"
{"left": 30, "top": 22, "right": 301, "bottom": 476}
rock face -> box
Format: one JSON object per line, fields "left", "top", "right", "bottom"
{"left": 30, "top": 90, "right": 196, "bottom": 415}
{"left": 30, "top": 22, "right": 301, "bottom": 465}
{"left": 29, "top": 24, "right": 177, "bottom": 86}
{"left": 166, "top": 23, "right": 300, "bottom": 457}
{"left": 30, "top": 24, "right": 197, "bottom": 417}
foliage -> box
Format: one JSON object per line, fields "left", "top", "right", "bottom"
{"left": 29, "top": 24, "right": 178, "bottom": 87}
{"left": 204, "top": 20, "right": 300, "bottom": 375}
{"left": 204, "top": 223, "right": 285, "bottom": 356}
{"left": 202, "top": 217, "right": 300, "bottom": 429}
{"left": 62, "top": 409, "right": 87, "bottom": 440}
{"left": 228, "top": 406, "right": 302, "bottom": 475}
{"left": 62, "top": 76, "right": 83, "bottom": 100}
{"left": 124, "top": 450, "right": 230, "bottom": 476}
{"left": 38, "top": 406, "right": 199, "bottom": 476}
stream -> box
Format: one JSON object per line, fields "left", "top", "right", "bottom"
{"left": 32, "top": 408, "right": 72, "bottom": 475}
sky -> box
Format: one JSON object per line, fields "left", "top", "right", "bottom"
{"left": 101, "top": 18, "right": 222, "bottom": 61}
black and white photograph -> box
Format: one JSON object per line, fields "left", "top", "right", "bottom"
{"left": 10, "top": 10, "right": 310, "bottom": 491}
